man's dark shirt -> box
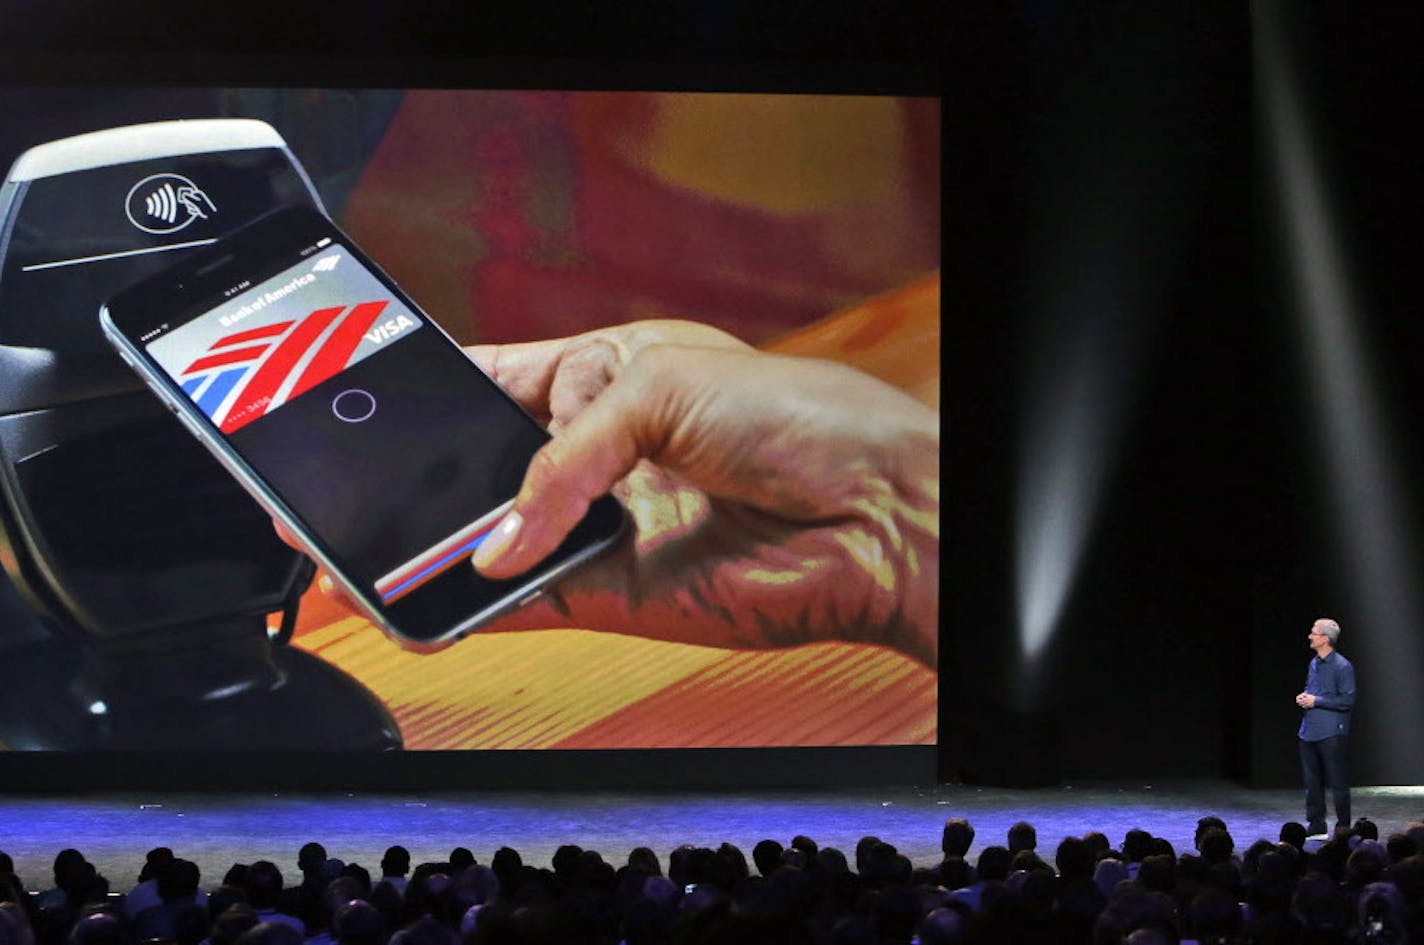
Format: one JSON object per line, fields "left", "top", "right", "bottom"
{"left": 1299, "top": 650, "right": 1356, "bottom": 741}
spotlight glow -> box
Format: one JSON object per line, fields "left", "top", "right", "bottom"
{"left": 1014, "top": 230, "right": 1157, "bottom": 692}
{"left": 1016, "top": 326, "right": 1125, "bottom": 667}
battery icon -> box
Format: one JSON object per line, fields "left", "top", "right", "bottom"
{"left": 316, "top": 237, "right": 331, "bottom": 248}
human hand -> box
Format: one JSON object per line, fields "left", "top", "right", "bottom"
{"left": 1296, "top": 692, "right": 1316, "bottom": 708}
{"left": 289, "top": 320, "right": 939, "bottom": 666}
{"left": 461, "top": 320, "right": 940, "bottom": 666}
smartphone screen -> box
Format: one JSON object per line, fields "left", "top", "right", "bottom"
{"left": 103, "top": 207, "right": 625, "bottom": 647}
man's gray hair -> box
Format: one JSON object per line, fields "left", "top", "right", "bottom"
{"left": 1316, "top": 618, "right": 1341, "bottom": 644}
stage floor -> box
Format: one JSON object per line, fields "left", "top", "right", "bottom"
{"left": 2, "top": 780, "right": 1421, "bottom": 889}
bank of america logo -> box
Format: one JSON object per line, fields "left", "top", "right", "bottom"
{"left": 180, "top": 300, "right": 390, "bottom": 434}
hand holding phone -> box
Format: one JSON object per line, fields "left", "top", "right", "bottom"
{"left": 101, "top": 206, "right": 626, "bottom": 650}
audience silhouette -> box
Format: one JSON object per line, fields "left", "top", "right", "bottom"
{"left": 5, "top": 815, "right": 1424, "bottom": 944}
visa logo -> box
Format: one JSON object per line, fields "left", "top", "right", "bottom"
{"left": 364, "top": 314, "right": 416, "bottom": 345}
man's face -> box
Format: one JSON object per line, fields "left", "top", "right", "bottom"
{"left": 1308, "top": 623, "right": 1330, "bottom": 653}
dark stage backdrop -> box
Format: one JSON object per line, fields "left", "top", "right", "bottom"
{"left": 950, "top": 2, "right": 1424, "bottom": 789}
{"left": 947, "top": 4, "right": 1256, "bottom": 785}
{"left": 1250, "top": 3, "right": 1424, "bottom": 788}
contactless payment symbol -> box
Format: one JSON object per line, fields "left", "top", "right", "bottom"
{"left": 125, "top": 173, "right": 216, "bottom": 234}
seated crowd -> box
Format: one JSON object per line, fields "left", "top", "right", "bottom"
{"left": 3, "top": 815, "right": 1424, "bottom": 945}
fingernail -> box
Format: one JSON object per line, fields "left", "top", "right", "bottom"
{"left": 318, "top": 574, "right": 335, "bottom": 597}
{"left": 473, "top": 510, "right": 523, "bottom": 570}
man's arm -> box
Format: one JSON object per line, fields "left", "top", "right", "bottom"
{"left": 1313, "top": 660, "right": 1357, "bottom": 711}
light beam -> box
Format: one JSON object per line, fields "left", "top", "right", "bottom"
{"left": 1256, "top": 1, "right": 1424, "bottom": 783}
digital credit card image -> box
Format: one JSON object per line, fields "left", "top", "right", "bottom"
{"left": 147, "top": 247, "right": 422, "bottom": 433}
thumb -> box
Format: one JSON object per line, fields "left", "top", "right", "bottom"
{"left": 472, "top": 362, "right": 662, "bottom": 578}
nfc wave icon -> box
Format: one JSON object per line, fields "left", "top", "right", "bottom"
{"left": 124, "top": 173, "right": 217, "bottom": 235}
{"left": 311, "top": 254, "right": 342, "bottom": 273}
{"left": 144, "top": 183, "right": 184, "bottom": 224}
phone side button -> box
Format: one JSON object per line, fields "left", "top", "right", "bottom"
{"left": 141, "top": 376, "right": 176, "bottom": 411}
{"left": 518, "top": 589, "right": 544, "bottom": 607}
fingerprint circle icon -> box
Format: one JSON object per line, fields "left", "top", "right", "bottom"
{"left": 124, "top": 173, "right": 213, "bottom": 235}
{"left": 332, "top": 389, "right": 377, "bottom": 423}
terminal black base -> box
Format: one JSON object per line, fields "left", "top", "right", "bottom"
{"left": 0, "top": 608, "right": 401, "bottom": 751}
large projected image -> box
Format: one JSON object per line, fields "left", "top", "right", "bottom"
{"left": 0, "top": 88, "right": 940, "bottom": 751}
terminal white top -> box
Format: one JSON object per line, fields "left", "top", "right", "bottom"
{"left": 7, "top": 119, "right": 285, "bottom": 182}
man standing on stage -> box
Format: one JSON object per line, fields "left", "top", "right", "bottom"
{"left": 1296, "top": 617, "right": 1356, "bottom": 837}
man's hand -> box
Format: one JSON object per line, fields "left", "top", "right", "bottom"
{"left": 1296, "top": 692, "right": 1317, "bottom": 708}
